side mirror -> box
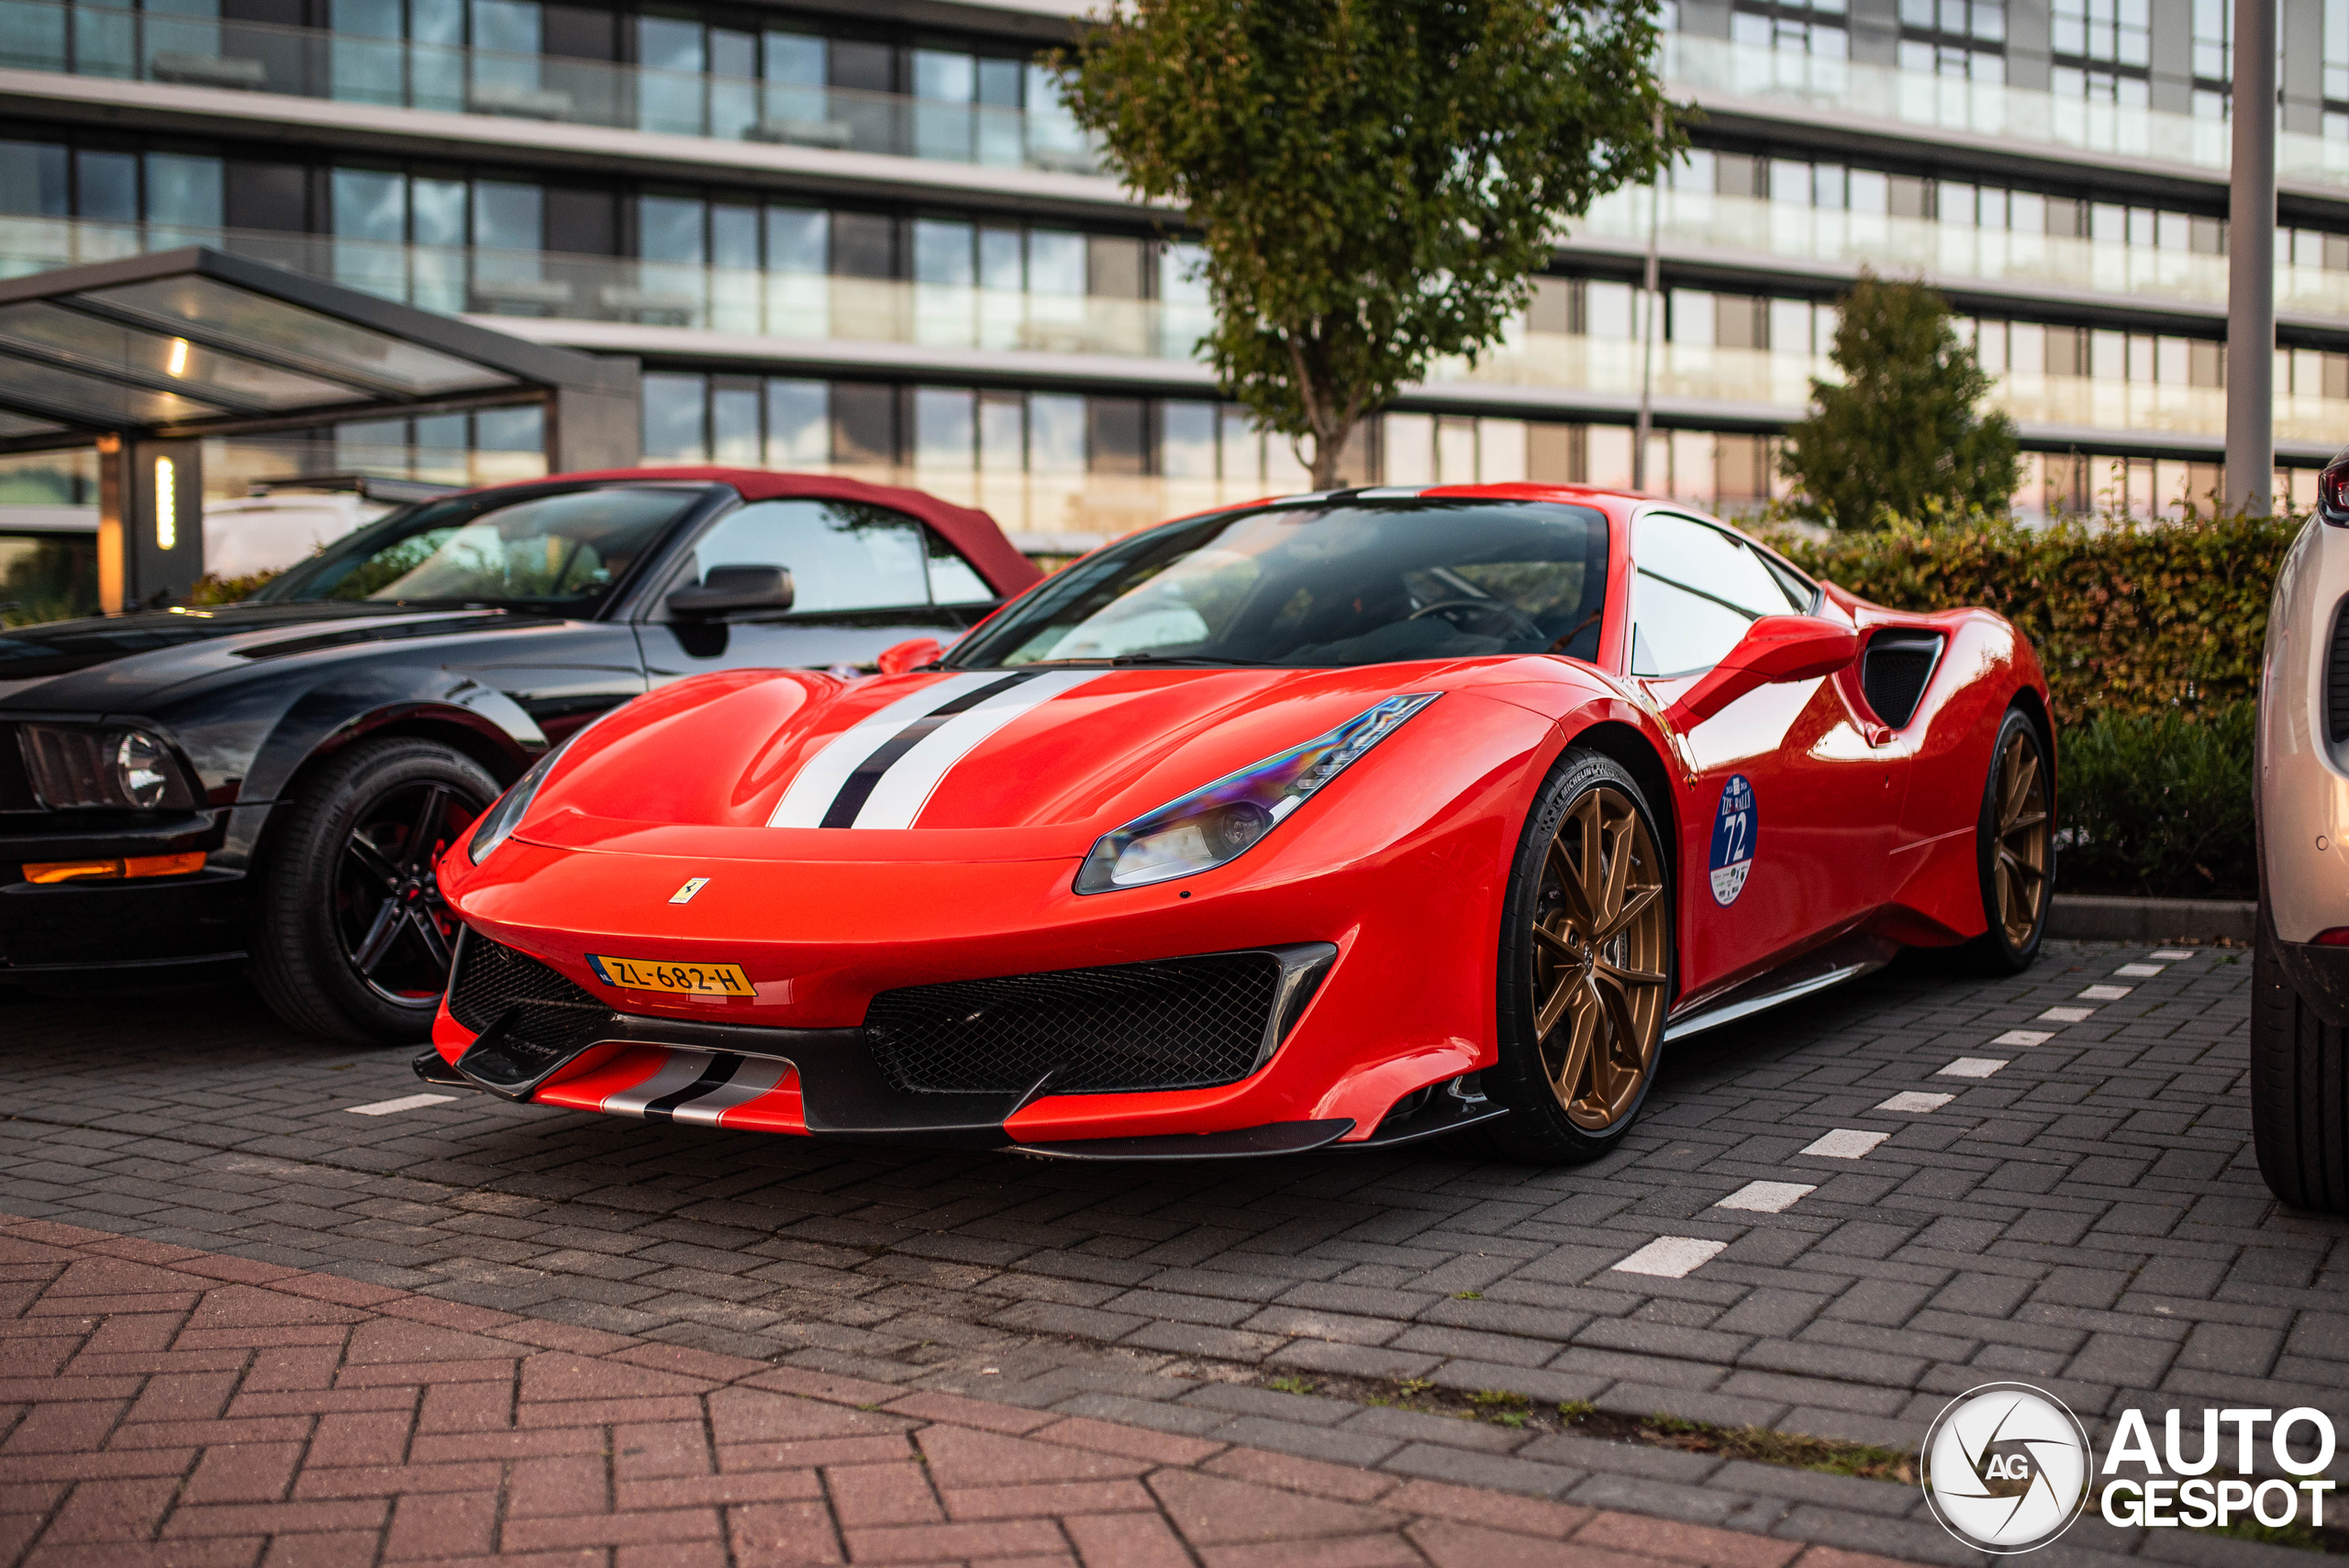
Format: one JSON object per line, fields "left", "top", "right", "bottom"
{"left": 1663, "top": 614, "right": 1858, "bottom": 731}
{"left": 877, "top": 637, "right": 944, "bottom": 675}
{"left": 668, "top": 564, "right": 793, "bottom": 618}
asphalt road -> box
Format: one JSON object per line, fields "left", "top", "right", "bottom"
{"left": 0, "top": 939, "right": 2336, "bottom": 1565}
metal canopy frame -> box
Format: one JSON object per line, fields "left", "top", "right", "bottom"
{"left": 0, "top": 247, "right": 640, "bottom": 612}
{"left": 0, "top": 246, "right": 636, "bottom": 455}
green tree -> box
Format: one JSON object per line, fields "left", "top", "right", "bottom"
{"left": 1056, "top": 0, "right": 1683, "bottom": 490}
{"left": 1778, "top": 272, "right": 2021, "bottom": 529}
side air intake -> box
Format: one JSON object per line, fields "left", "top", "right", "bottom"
{"left": 1860, "top": 629, "right": 1945, "bottom": 731}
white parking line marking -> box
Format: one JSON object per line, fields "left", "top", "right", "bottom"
{"left": 2039, "top": 1006, "right": 2096, "bottom": 1022}
{"left": 2113, "top": 962, "right": 2165, "bottom": 977}
{"left": 1993, "top": 1029, "right": 2054, "bottom": 1047}
{"left": 1801, "top": 1129, "right": 1888, "bottom": 1158}
{"left": 1938, "top": 1057, "right": 2009, "bottom": 1078}
{"left": 2078, "top": 984, "right": 2133, "bottom": 1000}
{"left": 2151, "top": 950, "right": 2195, "bottom": 961}
{"left": 347, "top": 1094, "right": 456, "bottom": 1116}
{"left": 1717, "top": 1181, "right": 1816, "bottom": 1213}
{"left": 1611, "top": 1237, "right": 1727, "bottom": 1277}
{"left": 1877, "top": 1091, "right": 1955, "bottom": 1113}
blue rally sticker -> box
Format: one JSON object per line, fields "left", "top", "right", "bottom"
{"left": 1709, "top": 774, "right": 1756, "bottom": 906}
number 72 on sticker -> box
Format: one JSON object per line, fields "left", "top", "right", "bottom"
{"left": 1709, "top": 774, "right": 1756, "bottom": 907}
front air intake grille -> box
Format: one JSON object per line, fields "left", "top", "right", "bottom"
{"left": 865, "top": 951, "right": 1285, "bottom": 1096}
{"left": 2330, "top": 600, "right": 2349, "bottom": 745}
{"left": 446, "top": 930, "right": 611, "bottom": 1058}
{"left": 1861, "top": 630, "right": 1945, "bottom": 731}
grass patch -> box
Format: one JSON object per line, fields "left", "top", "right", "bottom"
{"left": 2211, "top": 1517, "right": 2349, "bottom": 1556}
{"left": 1261, "top": 1370, "right": 1920, "bottom": 1474}
{"left": 1562, "top": 1407, "right": 1914, "bottom": 1484}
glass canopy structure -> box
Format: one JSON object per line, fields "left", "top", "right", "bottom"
{"left": 0, "top": 246, "right": 640, "bottom": 608}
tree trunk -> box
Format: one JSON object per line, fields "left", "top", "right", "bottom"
{"left": 1308, "top": 412, "right": 1359, "bottom": 491}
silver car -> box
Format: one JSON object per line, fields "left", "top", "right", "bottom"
{"left": 2255, "top": 462, "right": 2349, "bottom": 1210}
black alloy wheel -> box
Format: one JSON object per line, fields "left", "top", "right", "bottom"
{"left": 336, "top": 779, "right": 480, "bottom": 1004}
{"left": 250, "top": 737, "right": 498, "bottom": 1044}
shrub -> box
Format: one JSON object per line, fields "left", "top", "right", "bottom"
{"left": 2056, "top": 700, "right": 2254, "bottom": 899}
{"left": 186, "top": 570, "right": 282, "bottom": 606}
{"left": 0, "top": 536, "right": 98, "bottom": 627}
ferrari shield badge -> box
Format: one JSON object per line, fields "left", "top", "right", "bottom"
{"left": 1709, "top": 775, "right": 1755, "bottom": 906}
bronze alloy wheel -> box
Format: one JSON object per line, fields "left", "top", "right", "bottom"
{"left": 1530, "top": 784, "right": 1672, "bottom": 1131}
{"left": 1992, "top": 723, "right": 2052, "bottom": 950}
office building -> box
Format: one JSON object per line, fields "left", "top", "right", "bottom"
{"left": 1, "top": 0, "right": 2343, "bottom": 579}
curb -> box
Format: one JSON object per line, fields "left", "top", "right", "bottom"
{"left": 2048, "top": 893, "right": 2254, "bottom": 942}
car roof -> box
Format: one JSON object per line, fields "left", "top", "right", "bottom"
{"left": 460, "top": 466, "right": 1042, "bottom": 598}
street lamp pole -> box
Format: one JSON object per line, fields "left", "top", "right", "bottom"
{"left": 1633, "top": 138, "right": 1663, "bottom": 492}
{"left": 2226, "top": 0, "right": 2278, "bottom": 514}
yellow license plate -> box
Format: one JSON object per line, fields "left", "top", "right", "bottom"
{"left": 587, "top": 955, "right": 754, "bottom": 996}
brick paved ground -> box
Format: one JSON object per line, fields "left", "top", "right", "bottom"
{"left": 0, "top": 940, "right": 2341, "bottom": 1567}
{"left": 2, "top": 1210, "right": 1932, "bottom": 1568}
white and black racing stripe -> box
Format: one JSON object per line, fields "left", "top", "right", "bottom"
{"left": 598, "top": 1050, "right": 793, "bottom": 1124}
{"left": 767, "top": 668, "right": 1103, "bottom": 830}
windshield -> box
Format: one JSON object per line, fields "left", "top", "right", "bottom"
{"left": 255, "top": 484, "right": 705, "bottom": 611}
{"left": 948, "top": 500, "right": 1610, "bottom": 670}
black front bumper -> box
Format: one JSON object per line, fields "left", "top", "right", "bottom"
{"left": 0, "top": 810, "right": 243, "bottom": 974}
{"left": 0, "top": 869, "right": 248, "bottom": 973}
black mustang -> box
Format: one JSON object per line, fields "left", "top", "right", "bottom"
{"left": 0, "top": 467, "right": 1039, "bottom": 1042}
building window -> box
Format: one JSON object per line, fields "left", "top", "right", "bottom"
{"left": 1898, "top": 0, "right": 2006, "bottom": 81}
{"left": 2052, "top": 0, "right": 2151, "bottom": 105}
{"left": 2325, "top": 0, "right": 2349, "bottom": 136}
{"left": 2192, "top": 0, "right": 2230, "bottom": 117}
{"left": 1731, "top": 0, "right": 1849, "bottom": 58}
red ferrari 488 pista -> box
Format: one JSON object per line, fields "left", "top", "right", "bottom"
{"left": 422, "top": 484, "right": 2054, "bottom": 1163}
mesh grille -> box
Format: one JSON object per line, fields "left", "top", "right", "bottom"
{"left": 2330, "top": 601, "right": 2349, "bottom": 746}
{"left": 447, "top": 931, "right": 611, "bottom": 1058}
{"left": 1862, "top": 632, "right": 1943, "bottom": 730}
{"left": 866, "top": 952, "right": 1282, "bottom": 1095}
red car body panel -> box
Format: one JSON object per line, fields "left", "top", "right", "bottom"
{"left": 548, "top": 465, "right": 1045, "bottom": 601}
{"left": 430, "top": 485, "right": 2053, "bottom": 1153}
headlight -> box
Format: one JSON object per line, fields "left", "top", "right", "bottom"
{"left": 19, "top": 725, "right": 196, "bottom": 810}
{"left": 1075, "top": 693, "right": 1439, "bottom": 895}
{"left": 465, "top": 740, "right": 570, "bottom": 863}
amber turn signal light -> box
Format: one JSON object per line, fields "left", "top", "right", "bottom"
{"left": 23, "top": 851, "right": 206, "bottom": 885}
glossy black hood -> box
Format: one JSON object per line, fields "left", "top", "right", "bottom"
{"left": 0, "top": 603, "right": 554, "bottom": 711}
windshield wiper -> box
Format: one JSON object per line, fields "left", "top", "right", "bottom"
{"left": 1108, "top": 652, "right": 1294, "bottom": 667}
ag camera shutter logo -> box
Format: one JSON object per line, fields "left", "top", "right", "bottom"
{"left": 1921, "top": 1383, "right": 2092, "bottom": 1553}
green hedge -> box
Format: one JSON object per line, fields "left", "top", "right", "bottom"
{"left": 1757, "top": 509, "right": 2288, "bottom": 898}
{"left": 1759, "top": 507, "right": 2301, "bottom": 728}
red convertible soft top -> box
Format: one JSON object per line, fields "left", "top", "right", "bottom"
{"left": 543, "top": 466, "right": 1043, "bottom": 599}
